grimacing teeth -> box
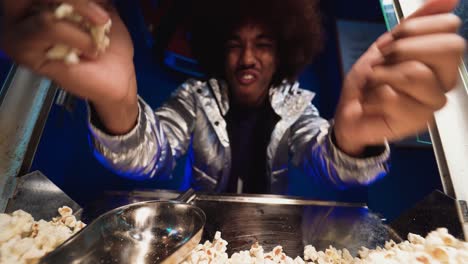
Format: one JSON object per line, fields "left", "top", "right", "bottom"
{"left": 242, "top": 74, "right": 255, "bottom": 80}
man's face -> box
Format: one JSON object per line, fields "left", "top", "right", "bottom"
{"left": 224, "top": 24, "right": 278, "bottom": 106}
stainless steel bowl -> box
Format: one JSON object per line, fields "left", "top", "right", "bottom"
{"left": 39, "top": 201, "right": 205, "bottom": 264}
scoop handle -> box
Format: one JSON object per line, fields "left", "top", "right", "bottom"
{"left": 175, "top": 188, "right": 196, "bottom": 203}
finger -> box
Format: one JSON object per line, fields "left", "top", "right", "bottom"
{"left": 339, "top": 42, "right": 385, "bottom": 102}
{"left": 363, "top": 84, "right": 399, "bottom": 113}
{"left": 39, "top": 0, "right": 110, "bottom": 25}
{"left": 375, "top": 32, "right": 394, "bottom": 49}
{"left": 338, "top": 98, "right": 395, "bottom": 145}
{"left": 2, "top": 0, "right": 34, "bottom": 22}
{"left": 408, "top": 0, "right": 459, "bottom": 19}
{"left": 29, "top": 11, "right": 97, "bottom": 55}
{"left": 391, "top": 13, "right": 461, "bottom": 39}
{"left": 369, "top": 61, "right": 447, "bottom": 109}
{"left": 380, "top": 33, "right": 465, "bottom": 89}
{"left": 39, "top": 60, "right": 90, "bottom": 98}
{"left": 353, "top": 114, "right": 431, "bottom": 144}
{"left": 2, "top": 10, "right": 98, "bottom": 59}
{"left": 100, "top": 6, "right": 134, "bottom": 57}
{"left": 39, "top": 58, "right": 110, "bottom": 100}
{"left": 361, "top": 85, "right": 435, "bottom": 140}
{"left": 363, "top": 85, "right": 436, "bottom": 127}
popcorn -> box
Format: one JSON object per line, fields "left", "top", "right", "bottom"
{"left": 54, "top": 3, "right": 74, "bottom": 19}
{"left": 250, "top": 242, "right": 265, "bottom": 262}
{"left": 57, "top": 206, "right": 73, "bottom": 217}
{"left": 304, "top": 245, "right": 319, "bottom": 261}
{"left": 45, "top": 3, "right": 112, "bottom": 64}
{"left": 0, "top": 210, "right": 34, "bottom": 243}
{"left": 293, "top": 256, "right": 305, "bottom": 264}
{"left": 0, "top": 207, "right": 86, "bottom": 264}
{"left": 408, "top": 233, "right": 425, "bottom": 245}
{"left": 183, "top": 229, "right": 468, "bottom": 264}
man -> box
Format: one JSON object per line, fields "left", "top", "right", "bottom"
{"left": 1, "top": 0, "right": 465, "bottom": 194}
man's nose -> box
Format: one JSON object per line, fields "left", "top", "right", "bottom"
{"left": 240, "top": 46, "right": 256, "bottom": 67}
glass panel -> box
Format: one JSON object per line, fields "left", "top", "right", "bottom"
{"left": 0, "top": 11, "right": 20, "bottom": 103}
{"left": 379, "top": 0, "right": 468, "bottom": 146}
{"left": 0, "top": 52, "right": 14, "bottom": 106}
{"left": 379, "top": 0, "right": 400, "bottom": 30}
{"left": 383, "top": 0, "right": 468, "bottom": 94}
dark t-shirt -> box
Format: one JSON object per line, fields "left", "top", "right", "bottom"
{"left": 225, "top": 99, "right": 280, "bottom": 194}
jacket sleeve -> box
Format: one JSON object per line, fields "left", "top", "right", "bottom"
{"left": 87, "top": 80, "right": 198, "bottom": 180}
{"left": 289, "top": 103, "right": 390, "bottom": 189}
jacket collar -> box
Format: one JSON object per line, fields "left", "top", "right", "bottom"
{"left": 208, "top": 79, "right": 230, "bottom": 116}
{"left": 208, "top": 78, "right": 315, "bottom": 121}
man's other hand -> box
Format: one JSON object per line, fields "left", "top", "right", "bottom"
{"left": 334, "top": 0, "right": 465, "bottom": 156}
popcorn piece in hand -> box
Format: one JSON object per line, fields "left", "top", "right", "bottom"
{"left": 46, "top": 44, "right": 70, "bottom": 61}
{"left": 54, "top": 3, "right": 74, "bottom": 19}
{"left": 91, "top": 19, "right": 112, "bottom": 52}
{"left": 46, "top": 3, "right": 112, "bottom": 64}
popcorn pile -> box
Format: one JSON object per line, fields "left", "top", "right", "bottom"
{"left": 356, "top": 228, "right": 468, "bottom": 264}
{"left": 0, "top": 207, "right": 86, "bottom": 264}
{"left": 46, "top": 3, "right": 112, "bottom": 64}
{"left": 182, "top": 228, "right": 468, "bottom": 264}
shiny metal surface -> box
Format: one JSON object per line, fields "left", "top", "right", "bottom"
{"left": 0, "top": 67, "right": 54, "bottom": 212}
{"left": 194, "top": 197, "right": 402, "bottom": 257}
{"left": 196, "top": 193, "right": 367, "bottom": 207}
{"left": 391, "top": 190, "right": 466, "bottom": 241}
{"left": 5, "top": 171, "right": 82, "bottom": 220}
{"left": 40, "top": 201, "right": 205, "bottom": 264}
{"left": 85, "top": 190, "right": 402, "bottom": 258}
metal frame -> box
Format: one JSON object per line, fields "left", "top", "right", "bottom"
{"left": 17, "top": 84, "right": 57, "bottom": 176}
{"left": 124, "top": 189, "right": 368, "bottom": 207}
{"left": 0, "top": 66, "right": 56, "bottom": 212}
{"left": 195, "top": 193, "right": 367, "bottom": 207}
{"left": 385, "top": 0, "right": 468, "bottom": 240}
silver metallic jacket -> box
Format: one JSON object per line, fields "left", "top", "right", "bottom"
{"left": 88, "top": 79, "right": 390, "bottom": 194}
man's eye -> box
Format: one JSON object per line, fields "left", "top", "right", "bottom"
{"left": 257, "top": 43, "right": 273, "bottom": 49}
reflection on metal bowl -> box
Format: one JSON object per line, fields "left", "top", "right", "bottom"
{"left": 39, "top": 201, "right": 205, "bottom": 264}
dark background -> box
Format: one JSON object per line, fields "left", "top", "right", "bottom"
{"left": 21, "top": 0, "right": 443, "bottom": 221}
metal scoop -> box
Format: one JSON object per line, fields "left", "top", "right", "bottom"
{"left": 39, "top": 189, "right": 205, "bottom": 264}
